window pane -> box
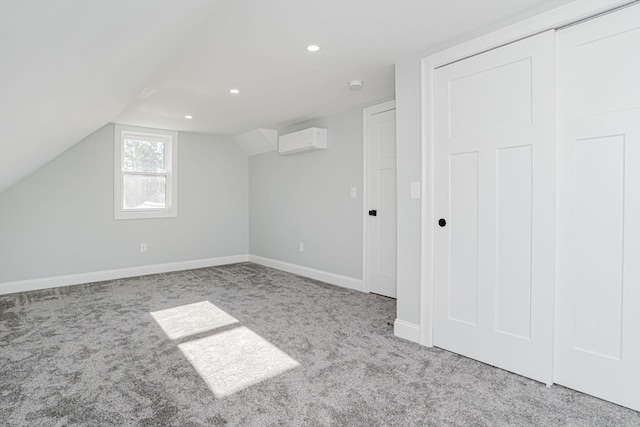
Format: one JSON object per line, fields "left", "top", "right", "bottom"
{"left": 123, "top": 138, "right": 166, "bottom": 172}
{"left": 123, "top": 175, "right": 167, "bottom": 210}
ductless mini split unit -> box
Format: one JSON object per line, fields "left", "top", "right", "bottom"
{"left": 278, "top": 127, "right": 327, "bottom": 155}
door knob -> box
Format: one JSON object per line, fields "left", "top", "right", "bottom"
{"left": 438, "top": 218, "right": 446, "bottom": 227}
{"left": 369, "top": 210, "right": 377, "bottom": 216}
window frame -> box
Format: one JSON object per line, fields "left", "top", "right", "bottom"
{"left": 114, "top": 124, "right": 178, "bottom": 220}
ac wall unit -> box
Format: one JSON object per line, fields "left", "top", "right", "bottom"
{"left": 278, "top": 127, "right": 327, "bottom": 155}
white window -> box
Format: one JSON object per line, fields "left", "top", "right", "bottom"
{"left": 114, "top": 124, "right": 178, "bottom": 220}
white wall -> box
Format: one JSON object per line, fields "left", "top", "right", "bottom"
{"left": 249, "top": 107, "right": 365, "bottom": 280}
{"left": 0, "top": 123, "right": 248, "bottom": 284}
{"left": 394, "top": 59, "right": 423, "bottom": 326}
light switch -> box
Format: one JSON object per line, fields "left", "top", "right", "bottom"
{"left": 350, "top": 187, "right": 358, "bottom": 198}
{"left": 410, "top": 182, "right": 421, "bottom": 199}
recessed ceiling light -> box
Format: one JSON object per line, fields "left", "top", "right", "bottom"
{"left": 184, "top": 115, "right": 193, "bottom": 119}
{"left": 229, "top": 89, "right": 240, "bottom": 94}
{"left": 306, "top": 45, "right": 321, "bottom": 52}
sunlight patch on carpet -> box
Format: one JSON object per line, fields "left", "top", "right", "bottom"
{"left": 150, "top": 301, "right": 238, "bottom": 340}
{"left": 151, "top": 301, "right": 299, "bottom": 398}
{"left": 178, "top": 326, "right": 300, "bottom": 398}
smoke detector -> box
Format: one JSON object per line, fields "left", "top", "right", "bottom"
{"left": 348, "top": 80, "right": 364, "bottom": 91}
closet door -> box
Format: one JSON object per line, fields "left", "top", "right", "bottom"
{"left": 433, "top": 31, "right": 555, "bottom": 384}
{"left": 556, "top": 4, "right": 640, "bottom": 411}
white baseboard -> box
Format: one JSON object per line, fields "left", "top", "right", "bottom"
{"left": 248, "top": 254, "right": 364, "bottom": 292}
{"left": 0, "top": 254, "right": 365, "bottom": 296}
{"left": 394, "top": 319, "right": 421, "bottom": 343}
{"left": 0, "top": 254, "right": 249, "bottom": 296}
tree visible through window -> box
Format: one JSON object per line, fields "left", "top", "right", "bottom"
{"left": 114, "top": 124, "right": 178, "bottom": 220}
{"left": 123, "top": 137, "right": 166, "bottom": 210}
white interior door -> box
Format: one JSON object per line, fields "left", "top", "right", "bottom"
{"left": 433, "top": 31, "right": 555, "bottom": 383}
{"left": 366, "top": 102, "right": 397, "bottom": 298}
{"left": 555, "top": 4, "right": 640, "bottom": 411}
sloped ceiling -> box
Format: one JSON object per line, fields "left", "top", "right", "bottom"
{"left": 0, "top": 0, "right": 214, "bottom": 192}
{"left": 0, "top": 0, "right": 566, "bottom": 192}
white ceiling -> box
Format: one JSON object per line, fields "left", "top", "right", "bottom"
{"left": 0, "top": 0, "right": 568, "bottom": 192}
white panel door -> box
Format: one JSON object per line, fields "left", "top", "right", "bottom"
{"left": 433, "top": 31, "right": 555, "bottom": 384}
{"left": 556, "top": 4, "right": 640, "bottom": 411}
{"left": 366, "top": 106, "right": 397, "bottom": 298}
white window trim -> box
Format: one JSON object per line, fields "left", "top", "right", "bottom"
{"left": 114, "top": 124, "right": 178, "bottom": 220}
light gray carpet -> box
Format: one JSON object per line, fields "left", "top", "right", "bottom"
{"left": 1, "top": 262, "right": 638, "bottom": 426}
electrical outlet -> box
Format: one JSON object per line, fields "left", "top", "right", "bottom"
{"left": 299, "top": 243, "right": 304, "bottom": 252}
{"left": 140, "top": 243, "right": 147, "bottom": 253}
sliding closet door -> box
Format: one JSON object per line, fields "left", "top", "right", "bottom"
{"left": 556, "top": 4, "right": 640, "bottom": 411}
{"left": 433, "top": 31, "right": 555, "bottom": 384}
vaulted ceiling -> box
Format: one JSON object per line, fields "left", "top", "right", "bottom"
{"left": 0, "top": 0, "right": 568, "bottom": 192}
